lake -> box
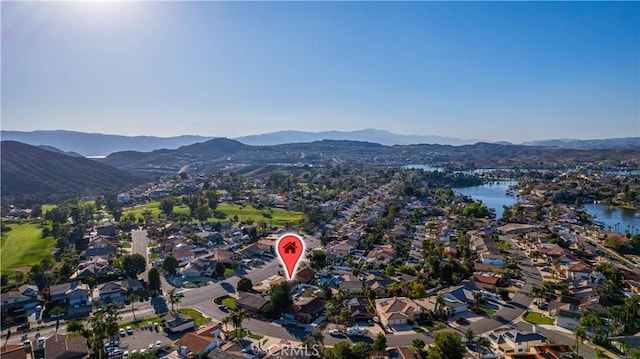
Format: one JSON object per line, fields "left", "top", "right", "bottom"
{"left": 456, "top": 181, "right": 517, "bottom": 219}
{"left": 583, "top": 203, "right": 640, "bottom": 234}
{"left": 457, "top": 182, "right": 640, "bottom": 234}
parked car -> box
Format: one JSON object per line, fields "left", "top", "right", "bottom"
{"left": 155, "top": 340, "right": 162, "bottom": 349}
{"left": 119, "top": 328, "right": 126, "bottom": 337}
{"left": 329, "top": 329, "right": 344, "bottom": 337}
{"left": 123, "top": 351, "right": 129, "bottom": 359}
{"left": 126, "top": 326, "right": 133, "bottom": 335}
{"left": 218, "top": 305, "right": 229, "bottom": 312}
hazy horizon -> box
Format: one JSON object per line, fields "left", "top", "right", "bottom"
{"left": 2, "top": 2, "right": 639, "bottom": 142}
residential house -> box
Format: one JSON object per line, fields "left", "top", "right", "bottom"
{"left": 207, "top": 339, "right": 260, "bottom": 359}
{"left": 95, "top": 281, "right": 126, "bottom": 306}
{"left": 239, "top": 242, "right": 271, "bottom": 258}
{"left": 83, "top": 240, "right": 117, "bottom": 258}
{"left": 0, "top": 291, "right": 38, "bottom": 318}
{"left": 486, "top": 329, "right": 546, "bottom": 355}
{"left": 214, "top": 249, "right": 240, "bottom": 265}
{"left": 96, "top": 223, "right": 116, "bottom": 237}
{"left": 182, "top": 258, "right": 217, "bottom": 278}
{"left": 121, "top": 278, "right": 145, "bottom": 293}
{"left": 346, "top": 297, "right": 373, "bottom": 321}
{"left": 366, "top": 245, "right": 397, "bottom": 266}
{"left": 505, "top": 344, "right": 577, "bottom": 359}
{"left": 45, "top": 333, "right": 90, "bottom": 359}
{"left": 479, "top": 253, "right": 506, "bottom": 266}
{"left": 293, "top": 267, "right": 315, "bottom": 285}
{"left": 284, "top": 295, "right": 325, "bottom": 323}
{"left": 236, "top": 292, "right": 269, "bottom": 313}
{"left": 374, "top": 297, "right": 422, "bottom": 327}
{"left": 473, "top": 273, "right": 501, "bottom": 291}
{"left": 48, "top": 281, "right": 91, "bottom": 317}
{"left": 551, "top": 302, "right": 581, "bottom": 331}
{"left": 0, "top": 343, "right": 27, "bottom": 359}
{"left": 173, "top": 249, "right": 196, "bottom": 267}
{"left": 175, "top": 323, "right": 225, "bottom": 358}
{"left": 386, "top": 347, "right": 418, "bottom": 359}
{"left": 164, "top": 312, "right": 195, "bottom": 333}
{"left": 18, "top": 284, "right": 39, "bottom": 300}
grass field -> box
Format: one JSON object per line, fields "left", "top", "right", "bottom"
{"left": 222, "top": 297, "right": 237, "bottom": 310}
{"left": 1, "top": 221, "right": 55, "bottom": 272}
{"left": 122, "top": 200, "right": 305, "bottom": 226}
{"left": 118, "top": 315, "right": 164, "bottom": 329}
{"left": 523, "top": 311, "right": 554, "bottom": 325}
{"left": 177, "top": 308, "right": 211, "bottom": 327}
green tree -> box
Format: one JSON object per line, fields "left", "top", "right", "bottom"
{"left": 148, "top": 267, "right": 161, "bottom": 294}
{"left": 162, "top": 255, "right": 179, "bottom": 276}
{"left": 267, "top": 281, "right": 292, "bottom": 318}
{"left": 309, "top": 250, "right": 327, "bottom": 271}
{"left": 168, "top": 289, "right": 182, "bottom": 312}
{"left": 121, "top": 254, "right": 146, "bottom": 278}
{"left": 428, "top": 331, "right": 466, "bottom": 359}
{"left": 215, "top": 261, "right": 226, "bottom": 280}
{"left": 237, "top": 277, "right": 253, "bottom": 292}
{"left": 226, "top": 307, "right": 250, "bottom": 337}
{"left": 127, "top": 293, "right": 140, "bottom": 320}
{"left": 372, "top": 332, "right": 387, "bottom": 351}
{"left": 324, "top": 342, "right": 353, "bottom": 359}
{"left": 409, "top": 281, "right": 426, "bottom": 299}
{"left": 160, "top": 198, "right": 174, "bottom": 216}
{"left": 67, "top": 319, "right": 84, "bottom": 333}
{"left": 574, "top": 325, "right": 586, "bottom": 354}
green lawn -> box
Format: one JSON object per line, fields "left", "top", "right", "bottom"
{"left": 118, "top": 315, "right": 164, "bottom": 329}
{"left": 422, "top": 320, "right": 447, "bottom": 331}
{"left": 121, "top": 200, "right": 305, "bottom": 226}
{"left": 41, "top": 204, "right": 58, "bottom": 213}
{"left": 222, "top": 297, "right": 237, "bottom": 310}
{"left": 122, "top": 201, "right": 190, "bottom": 221}
{"left": 177, "top": 308, "right": 211, "bottom": 327}
{"left": 1, "top": 222, "right": 55, "bottom": 271}
{"left": 227, "top": 329, "right": 248, "bottom": 339}
{"left": 523, "top": 312, "right": 554, "bottom": 325}
{"left": 215, "top": 203, "right": 305, "bottom": 226}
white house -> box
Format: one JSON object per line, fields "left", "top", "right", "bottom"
{"left": 479, "top": 252, "right": 506, "bottom": 266}
{"left": 486, "top": 329, "right": 546, "bottom": 355}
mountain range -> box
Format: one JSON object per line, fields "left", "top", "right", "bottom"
{"left": 1, "top": 141, "right": 141, "bottom": 201}
{"left": 99, "top": 138, "right": 640, "bottom": 178}
{"left": 2, "top": 129, "right": 637, "bottom": 156}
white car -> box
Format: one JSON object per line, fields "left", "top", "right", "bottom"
{"left": 329, "top": 328, "right": 343, "bottom": 337}
{"left": 123, "top": 351, "right": 129, "bottom": 359}
{"left": 155, "top": 340, "right": 162, "bottom": 349}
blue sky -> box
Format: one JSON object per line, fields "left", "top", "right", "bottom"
{"left": 2, "top": 1, "right": 638, "bottom": 142}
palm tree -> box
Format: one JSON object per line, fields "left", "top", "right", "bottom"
{"left": 227, "top": 307, "right": 249, "bottom": 338}
{"left": 221, "top": 316, "right": 231, "bottom": 332}
{"left": 476, "top": 336, "right": 492, "bottom": 354}
{"left": 464, "top": 328, "right": 475, "bottom": 345}
{"left": 434, "top": 293, "right": 445, "bottom": 318}
{"left": 168, "top": 289, "right": 182, "bottom": 312}
{"left": 127, "top": 293, "right": 140, "bottom": 320}
{"left": 531, "top": 286, "right": 542, "bottom": 305}
{"left": 574, "top": 325, "right": 586, "bottom": 354}
{"left": 306, "top": 330, "right": 325, "bottom": 355}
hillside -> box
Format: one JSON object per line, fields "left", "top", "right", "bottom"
{"left": 101, "top": 138, "right": 640, "bottom": 177}
{"left": 1, "top": 141, "right": 141, "bottom": 201}
{"left": 1, "top": 130, "right": 212, "bottom": 156}
{"left": 235, "top": 128, "right": 479, "bottom": 146}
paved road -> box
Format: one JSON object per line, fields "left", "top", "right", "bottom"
{"left": 132, "top": 230, "right": 150, "bottom": 277}
{"left": 468, "top": 235, "right": 541, "bottom": 333}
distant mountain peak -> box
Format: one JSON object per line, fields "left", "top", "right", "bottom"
{"left": 234, "top": 129, "right": 480, "bottom": 146}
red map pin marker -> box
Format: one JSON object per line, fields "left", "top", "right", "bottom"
{"left": 276, "top": 233, "right": 305, "bottom": 281}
